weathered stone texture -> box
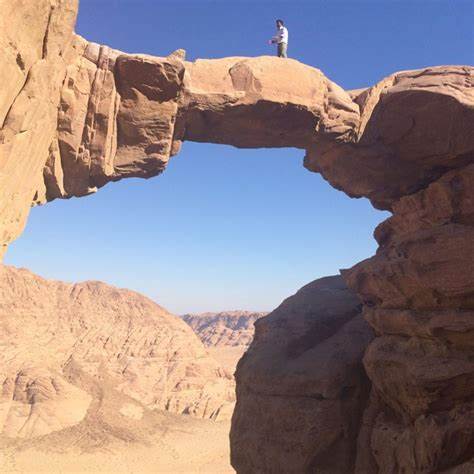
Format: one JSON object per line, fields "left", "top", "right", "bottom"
{"left": 0, "top": 0, "right": 78, "bottom": 258}
{"left": 231, "top": 276, "right": 374, "bottom": 473}
{"left": 1, "top": 1, "right": 474, "bottom": 472}
{"left": 341, "top": 163, "right": 474, "bottom": 472}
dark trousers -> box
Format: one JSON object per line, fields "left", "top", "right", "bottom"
{"left": 277, "top": 43, "right": 288, "bottom": 58}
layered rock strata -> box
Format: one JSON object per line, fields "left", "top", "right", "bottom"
{"left": 182, "top": 311, "right": 267, "bottom": 348}
{"left": 0, "top": 0, "right": 78, "bottom": 259}
{"left": 182, "top": 311, "right": 268, "bottom": 374}
{"left": 341, "top": 162, "right": 474, "bottom": 473}
{"left": 0, "top": 265, "right": 234, "bottom": 439}
{"left": 1, "top": 1, "right": 473, "bottom": 471}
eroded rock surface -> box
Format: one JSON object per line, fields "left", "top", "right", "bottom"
{"left": 0, "top": 0, "right": 78, "bottom": 259}
{"left": 306, "top": 67, "right": 474, "bottom": 210}
{"left": 178, "top": 56, "right": 359, "bottom": 148}
{"left": 340, "top": 161, "right": 474, "bottom": 473}
{"left": 0, "top": 364, "right": 234, "bottom": 474}
{"left": 231, "top": 276, "right": 374, "bottom": 473}
{"left": 1, "top": 1, "right": 474, "bottom": 472}
{"left": 0, "top": 368, "right": 92, "bottom": 438}
{"left": 0, "top": 265, "right": 234, "bottom": 436}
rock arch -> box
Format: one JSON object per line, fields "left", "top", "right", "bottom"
{"left": 1, "top": 1, "right": 474, "bottom": 472}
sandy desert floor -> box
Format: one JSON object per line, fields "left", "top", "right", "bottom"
{"left": 0, "top": 417, "right": 233, "bottom": 473}
{"left": 0, "top": 366, "right": 235, "bottom": 474}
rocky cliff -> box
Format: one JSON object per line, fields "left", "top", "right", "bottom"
{"left": 0, "top": 265, "right": 234, "bottom": 439}
{"left": 231, "top": 276, "right": 373, "bottom": 473}
{"left": 1, "top": 1, "right": 473, "bottom": 472}
{"left": 0, "top": 0, "right": 78, "bottom": 259}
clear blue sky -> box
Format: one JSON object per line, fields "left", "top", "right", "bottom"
{"left": 5, "top": 1, "right": 472, "bottom": 314}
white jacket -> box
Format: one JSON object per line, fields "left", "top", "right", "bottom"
{"left": 273, "top": 26, "right": 288, "bottom": 44}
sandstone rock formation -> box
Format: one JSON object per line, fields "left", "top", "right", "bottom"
{"left": 0, "top": 0, "right": 361, "bottom": 258}
{"left": 0, "top": 265, "right": 234, "bottom": 438}
{"left": 0, "top": 367, "right": 92, "bottom": 439}
{"left": 340, "top": 161, "right": 474, "bottom": 473}
{"left": 305, "top": 67, "right": 474, "bottom": 209}
{"left": 231, "top": 88, "right": 474, "bottom": 471}
{"left": 0, "top": 0, "right": 78, "bottom": 259}
{"left": 230, "top": 276, "right": 374, "bottom": 473}
{"left": 1, "top": 0, "right": 473, "bottom": 472}
{"left": 182, "top": 311, "right": 266, "bottom": 348}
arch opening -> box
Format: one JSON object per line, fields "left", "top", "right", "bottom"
{"left": 5, "top": 141, "right": 389, "bottom": 314}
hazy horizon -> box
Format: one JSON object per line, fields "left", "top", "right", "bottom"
{"left": 5, "top": 0, "right": 472, "bottom": 314}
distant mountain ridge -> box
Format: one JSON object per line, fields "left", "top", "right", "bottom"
{"left": 181, "top": 311, "right": 268, "bottom": 348}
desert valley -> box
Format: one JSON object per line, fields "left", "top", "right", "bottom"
{"left": 0, "top": 266, "right": 259, "bottom": 472}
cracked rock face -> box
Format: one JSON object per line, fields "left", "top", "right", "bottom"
{"left": 340, "top": 160, "right": 474, "bottom": 473}
{"left": 0, "top": 0, "right": 78, "bottom": 259}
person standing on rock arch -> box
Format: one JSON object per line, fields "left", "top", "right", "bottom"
{"left": 269, "top": 19, "right": 289, "bottom": 58}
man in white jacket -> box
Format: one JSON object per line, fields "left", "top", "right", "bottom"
{"left": 269, "top": 19, "right": 289, "bottom": 58}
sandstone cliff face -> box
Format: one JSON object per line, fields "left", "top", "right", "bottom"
{"left": 1, "top": 1, "right": 474, "bottom": 472}
{"left": 232, "top": 67, "right": 474, "bottom": 472}
{"left": 41, "top": 36, "right": 186, "bottom": 201}
{"left": 0, "top": 0, "right": 78, "bottom": 259}
{"left": 0, "top": 265, "right": 234, "bottom": 438}
{"left": 231, "top": 276, "right": 373, "bottom": 473}
{"left": 340, "top": 161, "right": 474, "bottom": 473}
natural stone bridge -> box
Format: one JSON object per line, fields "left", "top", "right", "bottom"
{"left": 1, "top": 1, "right": 473, "bottom": 472}
{"left": 2, "top": 0, "right": 472, "bottom": 258}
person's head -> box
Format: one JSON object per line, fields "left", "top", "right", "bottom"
{"left": 276, "top": 19, "right": 284, "bottom": 28}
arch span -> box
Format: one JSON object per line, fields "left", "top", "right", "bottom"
{"left": 38, "top": 39, "right": 474, "bottom": 213}
{"left": 1, "top": 11, "right": 472, "bottom": 256}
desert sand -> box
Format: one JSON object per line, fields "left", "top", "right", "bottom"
{"left": 1, "top": 414, "right": 232, "bottom": 474}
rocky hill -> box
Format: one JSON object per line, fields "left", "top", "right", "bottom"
{"left": 182, "top": 311, "right": 266, "bottom": 348}
{"left": 0, "top": 265, "right": 234, "bottom": 441}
